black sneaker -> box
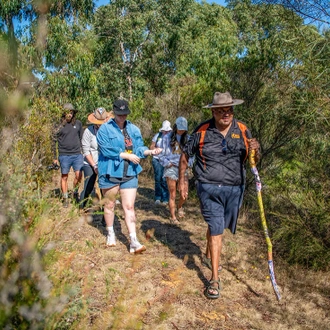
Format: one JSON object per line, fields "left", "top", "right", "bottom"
{"left": 63, "top": 198, "right": 69, "bottom": 208}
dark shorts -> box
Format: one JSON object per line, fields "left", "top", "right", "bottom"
{"left": 59, "top": 154, "right": 83, "bottom": 174}
{"left": 196, "top": 181, "right": 244, "bottom": 235}
{"left": 99, "top": 175, "right": 138, "bottom": 189}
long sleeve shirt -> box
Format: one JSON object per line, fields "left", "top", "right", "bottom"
{"left": 51, "top": 120, "right": 83, "bottom": 158}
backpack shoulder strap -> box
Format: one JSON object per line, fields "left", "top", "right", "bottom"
{"left": 196, "top": 122, "right": 211, "bottom": 169}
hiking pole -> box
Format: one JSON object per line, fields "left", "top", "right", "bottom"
{"left": 249, "top": 149, "right": 281, "bottom": 301}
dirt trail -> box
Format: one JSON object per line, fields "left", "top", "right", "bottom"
{"left": 47, "top": 173, "right": 330, "bottom": 330}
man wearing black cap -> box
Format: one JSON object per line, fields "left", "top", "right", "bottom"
{"left": 52, "top": 103, "right": 84, "bottom": 208}
{"left": 179, "top": 92, "right": 260, "bottom": 299}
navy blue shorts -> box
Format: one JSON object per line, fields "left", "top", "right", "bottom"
{"left": 196, "top": 181, "right": 244, "bottom": 235}
{"left": 59, "top": 154, "right": 83, "bottom": 174}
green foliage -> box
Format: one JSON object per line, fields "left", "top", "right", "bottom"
{"left": 0, "top": 154, "right": 64, "bottom": 329}
{"left": 266, "top": 155, "right": 330, "bottom": 270}
{"left": 0, "top": 6, "right": 330, "bottom": 330}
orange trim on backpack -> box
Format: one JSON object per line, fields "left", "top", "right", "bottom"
{"left": 197, "top": 123, "right": 210, "bottom": 170}
{"left": 237, "top": 122, "right": 249, "bottom": 162}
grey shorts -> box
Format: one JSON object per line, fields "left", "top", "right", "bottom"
{"left": 196, "top": 181, "right": 244, "bottom": 235}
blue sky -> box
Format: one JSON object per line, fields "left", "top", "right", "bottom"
{"left": 95, "top": 0, "right": 227, "bottom": 7}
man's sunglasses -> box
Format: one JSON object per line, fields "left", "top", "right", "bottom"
{"left": 213, "top": 107, "right": 234, "bottom": 115}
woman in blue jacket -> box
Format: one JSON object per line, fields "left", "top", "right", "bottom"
{"left": 97, "top": 99, "right": 162, "bottom": 254}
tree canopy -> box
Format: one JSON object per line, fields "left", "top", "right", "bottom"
{"left": 0, "top": 2, "right": 329, "bottom": 326}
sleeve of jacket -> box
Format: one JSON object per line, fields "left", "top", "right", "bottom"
{"left": 81, "top": 127, "right": 92, "bottom": 157}
{"left": 131, "top": 125, "right": 148, "bottom": 158}
{"left": 97, "top": 124, "right": 123, "bottom": 160}
{"left": 183, "top": 132, "right": 199, "bottom": 158}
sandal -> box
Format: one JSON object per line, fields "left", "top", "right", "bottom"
{"left": 170, "top": 218, "right": 180, "bottom": 225}
{"left": 177, "top": 207, "right": 185, "bottom": 218}
{"left": 205, "top": 279, "right": 221, "bottom": 299}
{"left": 201, "top": 255, "right": 223, "bottom": 272}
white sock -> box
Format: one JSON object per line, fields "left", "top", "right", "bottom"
{"left": 107, "top": 226, "right": 114, "bottom": 234}
{"left": 129, "top": 232, "right": 137, "bottom": 241}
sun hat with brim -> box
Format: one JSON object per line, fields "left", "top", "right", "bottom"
{"left": 203, "top": 92, "right": 244, "bottom": 108}
{"left": 63, "top": 103, "right": 78, "bottom": 113}
{"left": 159, "top": 120, "right": 172, "bottom": 132}
{"left": 87, "top": 107, "right": 114, "bottom": 125}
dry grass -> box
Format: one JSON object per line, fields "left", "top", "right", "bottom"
{"left": 41, "top": 173, "right": 330, "bottom": 330}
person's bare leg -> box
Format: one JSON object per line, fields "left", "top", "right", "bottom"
{"left": 120, "top": 188, "right": 137, "bottom": 234}
{"left": 206, "top": 228, "right": 211, "bottom": 258}
{"left": 102, "top": 186, "right": 120, "bottom": 227}
{"left": 120, "top": 188, "right": 145, "bottom": 253}
{"left": 61, "top": 174, "right": 69, "bottom": 195}
{"left": 177, "top": 175, "right": 188, "bottom": 215}
{"left": 73, "top": 170, "right": 82, "bottom": 189}
{"left": 207, "top": 233, "right": 222, "bottom": 296}
{"left": 102, "top": 186, "right": 120, "bottom": 246}
{"left": 166, "top": 178, "right": 177, "bottom": 220}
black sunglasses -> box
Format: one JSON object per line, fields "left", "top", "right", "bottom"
{"left": 222, "top": 138, "right": 227, "bottom": 154}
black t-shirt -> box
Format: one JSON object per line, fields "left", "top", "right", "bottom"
{"left": 52, "top": 120, "right": 83, "bottom": 157}
{"left": 184, "top": 118, "right": 252, "bottom": 185}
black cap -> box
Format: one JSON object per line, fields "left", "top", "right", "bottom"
{"left": 113, "top": 99, "right": 130, "bottom": 115}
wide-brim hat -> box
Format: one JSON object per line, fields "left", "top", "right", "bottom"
{"left": 159, "top": 120, "right": 172, "bottom": 132}
{"left": 87, "top": 107, "right": 114, "bottom": 125}
{"left": 113, "top": 99, "right": 131, "bottom": 115}
{"left": 203, "top": 92, "right": 244, "bottom": 108}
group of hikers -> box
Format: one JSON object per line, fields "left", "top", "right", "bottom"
{"left": 51, "top": 92, "right": 260, "bottom": 299}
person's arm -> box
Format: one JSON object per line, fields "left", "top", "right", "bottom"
{"left": 150, "top": 141, "right": 156, "bottom": 150}
{"left": 244, "top": 126, "right": 261, "bottom": 163}
{"left": 129, "top": 125, "right": 149, "bottom": 158}
{"left": 143, "top": 148, "right": 162, "bottom": 156}
{"left": 179, "top": 153, "right": 189, "bottom": 200}
{"left": 248, "top": 138, "right": 261, "bottom": 163}
{"left": 82, "top": 127, "right": 98, "bottom": 172}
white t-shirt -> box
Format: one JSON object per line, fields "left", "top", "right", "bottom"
{"left": 152, "top": 132, "right": 163, "bottom": 160}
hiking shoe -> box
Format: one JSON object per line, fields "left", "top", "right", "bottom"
{"left": 115, "top": 199, "right": 121, "bottom": 205}
{"left": 162, "top": 201, "right": 168, "bottom": 205}
{"left": 155, "top": 200, "right": 161, "bottom": 205}
{"left": 63, "top": 198, "right": 69, "bottom": 208}
{"left": 106, "top": 232, "right": 116, "bottom": 247}
{"left": 129, "top": 239, "right": 146, "bottom": 254}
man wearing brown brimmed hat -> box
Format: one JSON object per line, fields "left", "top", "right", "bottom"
{"left": 179, "top": 92, "right": 260, "bottom": 299}
{"left": 80, "top": 107, "right": 114, "bottom": 209}
{"left": 52, "top": 103, "right": 84, "bottom": 208}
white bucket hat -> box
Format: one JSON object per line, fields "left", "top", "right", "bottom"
{"left": 159, "top": 120, "right": 172, "bottom": 132}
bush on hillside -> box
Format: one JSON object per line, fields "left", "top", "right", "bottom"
{"left": 0, "top": 92, "right": 65, "bottom": 328}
